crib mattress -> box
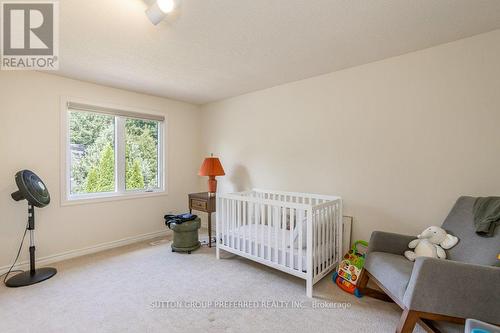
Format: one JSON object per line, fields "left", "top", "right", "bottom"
{"left": 222, "top": 224, "right": 307, "bottom": 272}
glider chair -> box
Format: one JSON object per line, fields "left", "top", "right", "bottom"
{"left": 358, "top": 197, "right": 500, "bottom": 333}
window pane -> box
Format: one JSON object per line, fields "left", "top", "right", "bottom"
{"left": 125, "top": 118, "right": 159, "bottom": 191}
{"left": 69, "top": 111, "right": 115, "bottom": 195}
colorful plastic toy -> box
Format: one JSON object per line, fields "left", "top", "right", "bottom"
{"left": 332, "top": 240, "right": 369, "bottom": 298}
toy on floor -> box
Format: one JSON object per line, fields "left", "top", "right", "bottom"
{"left": 332, "top": 240, "right": 368, "bottom": 298}
{"left": 404, "top": 226, "right": 459, "bottom": 261}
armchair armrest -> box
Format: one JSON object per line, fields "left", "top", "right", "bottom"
{"left": 367, "top": 231, "right": 414, "bottom": 255}
{"left": 403, "top": 257, "right": 500, "bottom": 325}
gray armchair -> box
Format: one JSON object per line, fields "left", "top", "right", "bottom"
{"left": 358, "top": 197, "right": 500, "bottom": 333}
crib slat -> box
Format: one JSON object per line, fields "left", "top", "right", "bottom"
{"left": 229, "top": 198, "right": 233, "bottom": 248}
{"left": 255, "top": 200, "right": 262, "bottom": 257}
{"left": 259, "top": 205, "right": 266, "bottom": 259}
{"left": 251, "top": 201, "right": 255, "bottom": 256}
{"left": 319, "top": 209, "right": 322, "bottom": 274}
{"left": 336, "top": 204, "right": 339, "bottom": 261}
{"left": 313, "top": 208, "right": 319, "bottom": 276}
{"left": 232, "top": 200, "right": 238, "bottom": 249}
{"left": 320, "top": 208, "right": 323, "bottom": 271}
{"left": 338, "top": 201, "right": 342, "bottom": 261}
{"left": 307, "top": 208, "right": 313, "bottom": 277}
{"left": 332, "top": 205, "right": 335, "bottom": 265}
{"left": 313, "top": 210, "right": 316, "bottom": 277}
{"left": 323, "top": 207, "right": 327, "bottom": 268}
{"left": 233, "top": 199, "right": 236, "bottom": 250}
{"left": 316, "top": 208, "right": 320, "bottom": 272}
{"left": 331, "top": 204, "right": 335, "bottom": 265}
{"left": 334, "top": 203, "right": 338, "bottom": 262}
{"left": 298, "top": 209, "right": 303, "bottom": 272}
{"left": 225, "top": 198, "right": 229, "bottom": 247}
{"left": 337, "top": 203, "right": 340, "bottom": 260}
{"left": 324, "top": 206, "right": 328, "bottom": 267}
{"left": 237, "top": 200, "right": 242, "bottom": 250}
{"left": 239, "top": 200, "right": 243, "bottom": 251}
{"left": 284, "top": 207, "right": 288, "bottom": 266}
{"left": 257, "top": 201, "right": 261, "bottom": 257}
{"left": 267, "top": 204, "right": 272, "bottom": 260}
{"left": 281, "top": 207, "right": 286, "bottom": 265}
{"left": 229, "top": 199, "right": 233, "bottom": 248}
{"left": 324, "top": 207, "right": 327, "bottom": 268}
{"left": 217, "top": 198, "right": 227, "bottom": 245}
{"left": 227, "top": 198, "right": 231, "bottom": 248}
{"left": 243, "top": 201, "right": 247, "bottom": 254}
{"left": 332, "top": 204, "right": 336, "bottom": 263}
{"left": 254, "top": 201, "right": 258, "bottom": 256}
{"left": 319, "top": 208, "right": 323, "bottom": 272}
{"left": 328, "top": 205, "right": 332, "bottom": 266}
{"left": 233, "top": 199, "right": 237, "bottom": 249}
{"left": 274, "top": 206, "right": 279, "bottom": 263}
{"left": 324, "top": 206, "right": 330, "bottom": 268}
{"left": 221, "top": 199, "right": 229, "bottom": 245}
{"left": 318, "top": 208, "right": 322, "bottom": 272}
{"left": 250, "top": 203, "right": 257, "bottom": 255}
{"left": 289, "top": 208, "right": 294, "bottom": 269}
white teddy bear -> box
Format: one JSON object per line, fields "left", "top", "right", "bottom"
{"left": 404, "top": 226, "right": 459, "bottom": 261}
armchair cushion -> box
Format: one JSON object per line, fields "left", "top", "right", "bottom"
{"left": 367, "top": 231, "right": 415, "bottom": 256}
{"left": 403, "top": 257, "right": 500, "bottom": 325}
{"left": 364, "top": 252, "right": 414, "bottom": 301}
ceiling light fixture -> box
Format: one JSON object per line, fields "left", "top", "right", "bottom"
{"left": 146, "top": 0, "right": 178, "bottom": 25}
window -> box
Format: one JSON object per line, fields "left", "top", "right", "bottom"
{"left": 63, "top": 100, "right": 165, "bottom": 203}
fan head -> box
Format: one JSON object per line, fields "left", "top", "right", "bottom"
{"left": 11, "top": 170, "right": 50, "bottom": 208}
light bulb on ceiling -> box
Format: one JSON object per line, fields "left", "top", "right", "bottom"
{"left": 146, "top": 0, "right": 178, "bottom": 25}
{"left": 157, "top": 0, "right": 175, "bottom": 13}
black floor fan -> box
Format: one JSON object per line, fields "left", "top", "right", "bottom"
{"left": 6, "top": 170, "right": 57, "bottom": 287}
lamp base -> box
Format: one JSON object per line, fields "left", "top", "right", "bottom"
{"left": 208, "top": 176, "right": 217, "bottom": 194}
{"left": 5, "top": 267, "right": 57, "bottom": 288}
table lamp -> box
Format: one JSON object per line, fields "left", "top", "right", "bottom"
{"left": 199, "top": 154, "right": 225, "bottom": 196}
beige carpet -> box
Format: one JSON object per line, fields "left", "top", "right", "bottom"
{"left": 0, "top": 237, "right": 426, "bottom": 333}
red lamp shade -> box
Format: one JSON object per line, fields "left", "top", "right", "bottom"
{"left": 198, "top": 156, "right": 225, "bottom": 194}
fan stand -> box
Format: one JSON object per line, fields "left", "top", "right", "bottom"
{"left": 5, "top": 204, "right": 57, "bottom": 288}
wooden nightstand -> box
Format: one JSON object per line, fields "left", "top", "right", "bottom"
{"left": 188, "top": 192, "right": 216, "bottom": 247}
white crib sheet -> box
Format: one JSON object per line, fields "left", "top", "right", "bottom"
{"left": 223, "top": 224, "right": 307, "bottom": 272}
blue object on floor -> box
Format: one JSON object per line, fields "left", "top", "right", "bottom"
{"left": 466, "top": 318, "right": 500, "bottom": 333}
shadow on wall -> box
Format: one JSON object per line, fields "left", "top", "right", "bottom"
{"left": 229, "top": 164, "right": 253, "bottom": 192}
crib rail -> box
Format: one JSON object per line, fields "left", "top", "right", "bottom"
{"left": 311, "top": 199, "right": 343, "bottom": 283}
{"left": 249, "top": 188, "right": 340, "bottom": 206}
{"left": 216, "top": 189, "right": 342, "bottom": 297}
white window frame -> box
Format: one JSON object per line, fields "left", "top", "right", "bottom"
{"left": 60, "top": 97, "right": 167, "bottom": 206}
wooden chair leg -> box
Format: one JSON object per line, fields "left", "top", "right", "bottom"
{"left": 358, "top": 270, "right": 394, "bottom": 303}
{"left": 396, "top": 309, "right": 419, "bottom": 333}
{"left": 357, "top": 268, "right": 369, "bottom": 291}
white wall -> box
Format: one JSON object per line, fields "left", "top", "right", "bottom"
{"left": 0, "top": 71, "right": 201, "bottom": 269}
{"left": 1, "top": 30, "right": 499, "bottom": 269}
{"left": 200, "top": 29, "right": 500, "bottom": 242}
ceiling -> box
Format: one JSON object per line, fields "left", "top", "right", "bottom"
{"left": 56, "top": 0, "right": 500, "bottom": 104}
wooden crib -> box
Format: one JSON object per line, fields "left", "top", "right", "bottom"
{"left": 216, "top": 189, "right": 343, "bottom": 297}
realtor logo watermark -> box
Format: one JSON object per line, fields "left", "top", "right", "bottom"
{"left": 1, "top": 1, "right": 59, "bottom": 70}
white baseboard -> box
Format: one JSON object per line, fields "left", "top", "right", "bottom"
{"left": 0, "top": 229, "right": 171, "bottom": 275}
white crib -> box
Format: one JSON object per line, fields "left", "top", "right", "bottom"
{"left": 216, "top": 189, "right": 343, "bottom": 297}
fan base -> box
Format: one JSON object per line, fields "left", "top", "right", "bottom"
{"left": 5, "top": 267, "right": 57, "bottom": 288}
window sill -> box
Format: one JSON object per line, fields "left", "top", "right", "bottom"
{"left": 61, "top": 190, "right": 168, "bottom": 207}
